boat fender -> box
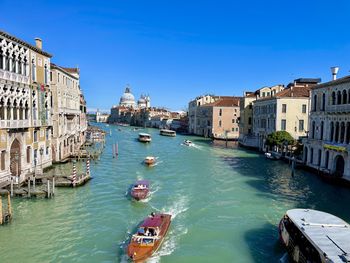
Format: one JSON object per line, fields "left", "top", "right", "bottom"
{"left": 293, "top": 246, "right": 300, "bottom": 262}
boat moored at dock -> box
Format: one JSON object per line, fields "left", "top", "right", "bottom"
{"left": 127, "top": 213, "right": 171, "bottom": 262}
{"left": 159, "top": 129, "right": 176, "bottom": 137}
{"left": 279, "top": 209, "right": 350, "bottom": 263}
{"left": 130, "top": 180, "right": 150, "bottom": 201}
{"left": 138, "top": 133, "right": 152, "bottom": 143}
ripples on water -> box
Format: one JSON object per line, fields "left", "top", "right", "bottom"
{"left": 1, "top": 124, "right": 350, "bottom": 263}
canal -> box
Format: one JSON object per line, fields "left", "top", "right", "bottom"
{"left": 1, "top": 123, "right": 350, "bottom": 263}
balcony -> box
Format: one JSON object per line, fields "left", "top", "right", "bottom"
{"left": 0, "top": 119, "right": 30, "bottom": 129}
{"left": 327, "top": 104, "right": 350, "bottom": 114}
{"left": 0, "top": 69, "right": 30, "bottom": 85}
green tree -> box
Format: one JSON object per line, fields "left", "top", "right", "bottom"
{"left": 265, "top": 131, "right": 294, "bottom": 147}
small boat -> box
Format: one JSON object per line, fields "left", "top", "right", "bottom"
{"left": 265, "top": 152, "right": 276, "bottom": 160}
{"left": 159, "top": 129, "right": 176, "bottom": 137}
{"left": 128, "top": 213, "right": 172, "bottom": 262}
{"left": 183, "top": 140, "right": 194, "bottom": 147}
{"left": 130, "top": 180, "right": 150, "bottom": 201}
{"left": 144, "top": 156, "right": 156, "bottom": 166}
{"left": 138, "top": 133, "right": 152, "bottom": 143}
{"left": 279, "top": 209, "right": 350, "bottom": 263}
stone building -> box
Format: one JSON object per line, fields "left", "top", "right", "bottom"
{"left": 50, "top": 63, "right": 87, "bottom": 162}
{"left": 189, "top": 97, "right": 240, "bottom": 139}
{"left": 303, "top": 71, "right": 350, "bottom": 179}
{"left": 252, "top": 79, "right": 320, "bottom": 150}
{"left": 0, "top": 31, "right": 52, "bottom": 185}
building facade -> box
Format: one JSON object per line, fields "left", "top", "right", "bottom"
{"left": 252, "top": 79, "right": 319, "bottom": 150}
{"left": 50, "top": 63, "right": 87, "bottom": 162}
{"left": 189, "top": 97, "right": 240, "bottom": 139}
{"left": 0, "top": 31, "right": 52, "bottom": 185}
{"left": 303, "top": 75, "right": 350, "bottom": 179}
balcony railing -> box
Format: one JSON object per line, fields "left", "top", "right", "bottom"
{"left": 327, "top": 104, "right": 350, "bottom": 113}
{"left": 0, "top": 69, "right": 30, "bottom": 85}
{"left": 0, "top": 119, "right": 30, "bottom": 129}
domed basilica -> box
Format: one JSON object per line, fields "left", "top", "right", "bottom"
{"left": 119, "top": 86, "right": 150, "bottom": 109}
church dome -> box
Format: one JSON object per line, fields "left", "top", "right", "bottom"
{"left": 119, "top": 87, "right": 136, "bottom": 107}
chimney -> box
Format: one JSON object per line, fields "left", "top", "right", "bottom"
{"left": 35, "top": 38, "right": 42, "bottom": 49}
{"left": 331, "top": 66, "right": 339, "bottom": 81}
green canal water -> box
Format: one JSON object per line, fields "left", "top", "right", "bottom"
{"left": 1, "top": 123, "right": 350, "bottom": 263}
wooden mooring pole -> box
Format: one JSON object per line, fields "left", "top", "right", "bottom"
{"left": 47, "top": 180, "right": 51, "bottom": 198}
{"left": 52, "top": 177, "right": 55, "bottom": 196}
{"left": 10, "top": 178, "right": 13, "bottom": 197}
{"left": 0, "top": 196, "right": 3, "bottom": 225}
{"left": 28, "top": 179, "right": 31, "bottom": 197}
{"left": 7, "top": 192, "right": 12, "bottom": 219}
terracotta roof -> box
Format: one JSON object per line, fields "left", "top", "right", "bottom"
{"left": 62, "top": 67, "right": 79, "bottom": 74}
{"left": 0, "top": 30, "right": 52, "bottom": 57}
{"left": 275, "top": 86, "right": 311, "bottom": 98}
{"left": 202, "top": 97, "right": 241, "bottom": 107}
{"left": 312, "top": 75, "right": 350, "bottom": 90}
{"left": 50, "top": 63, "right": 79, "bottom": 80}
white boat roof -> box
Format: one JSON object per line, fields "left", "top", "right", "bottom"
{"left": 139, "top": 133, "right": 151, "bottom": 136}
{"left": 286, "top": 209, "right": 350, "bottom": 263}
{"left": 160, "top": 129, "right": 175, "bottom": 133}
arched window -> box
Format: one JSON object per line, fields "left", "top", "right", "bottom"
{"left": 5, "top": 50, "right": 10, "bottom": 71}
{"left": 340, "top": 122, "right": 345, "bottom": 143}
{"left": 312, "top": 121, "right": 316, "bottom": 139}
{"left": 342, "top": 90, "right": 347, "bottom": 104}
{"left": 337, "top": 91, "right": 342, "bottom": 104}
{"left": 346, "top": 122, "right": 350, "bottom": 144}
{"left": 44, "top": 64, "right": 48, "bottom": 84}
{"left": 318, "top": 149, "right": 322, "bottom": 166}
{"left": 325, "top": 151, "right": 329, "bottom": 169}
{"left": 313, "top": 94, "right": 317, "bottom": 111}
{"left": 320, "top": 121, "right": 324, "bottom": 140}
{"left": 332, "top": 92, "right": 336, "bottom": 105}
{"left": 322, "top": 93, "right": 326, "bottom": 111}
{"left": 31, "top": 58, "right": 36, "bottom": 81}
{"left": 335, "top": 122, "right": 340, "bottom": 142}
{"left": 0, "top": 50, "right": 3, "bottom": 69}
{"left": 23, "top": 57, "right": 27, "bottom": 76}
{"left": 310, "top": 148, "right": 314, "bottom": 164}
{"left": 330, "top": 122, "right": 334, "bottom": 141}
{"left": 11, "top": 53, "right": 16, "bottom": 73}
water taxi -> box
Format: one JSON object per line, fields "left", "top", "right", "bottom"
{"left": 138, "top": 133, "right": 152, "bottom": 143}
{"left": 279, "top": 209, "right": 350, "bottom": 263}
{"left": 128, "top": 213, "right": 171, "bottom": 262}
{"left": 130, "top": 180, "right": 150, "bottom": 201}
{"left": 144, "top": 156, "right": 156, "bottom": 166}
{"left": 159, "top": 129, "right": 176, "bottom": 137}
{"left": 183, "top": 139, "right": 195, "bottom": 147}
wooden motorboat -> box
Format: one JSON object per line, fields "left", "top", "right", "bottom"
{"left": 130, "top": 180, "right": 149, "bottom": 201}
{"left": 138, "top": 133, "right": 152, "bottom": 143}
{"left": 128, "top": 213, "right": 172, "bottom": 262}
{"left": 183, "top": 140, "right": 194, "bottom": 147}
{"left": 159, "top": 129, "right": 176, "bottom": 137}
{"left": 144, "top": 156, "right": 156, "bottom": 166}
{"left": 279, "top": 209, "right": 350, "bottom": 263}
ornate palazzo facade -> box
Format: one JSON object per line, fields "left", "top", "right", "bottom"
{"left": 50, "top": 64, "right": 87, "bottom": 162}
{"left": 0, "top": 31, "right": 52, "bottom": 186}
{"left": 304, "top": 76, "right": 350, "bottom": 179}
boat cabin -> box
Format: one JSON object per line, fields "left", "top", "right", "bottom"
{"left": 280, "top": 209, "right": 350, "bottom": 263}
{"left": 138, "top": 133, "right": 152, "bottom": 142}
{"left": 133, "top": 180, "right": 149, "bottom": 190}
{"left": 159, "top": 129, "right": 176, "bottom": 137}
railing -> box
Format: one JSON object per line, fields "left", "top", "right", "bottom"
{"left": 0, "top": 119, "right": 30, "bottom": 128}
{"left": 0, "top": 69, "right": 30, "bottom": 85}
{"left": 327, "top": 104, "right": 350, "bottom": 113}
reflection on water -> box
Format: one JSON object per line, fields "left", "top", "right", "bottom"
{"left": 0, "top": 123, "right": 350, "bottom": 263}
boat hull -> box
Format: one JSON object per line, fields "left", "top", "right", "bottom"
{"left": 127, "top": 214, "right": 171, "bottom": 262}
{"left": 131, "top": 189, "right": 149, "bottom": 201}
{"left": 138, "top": 138, "right": 151, "bottom": 143}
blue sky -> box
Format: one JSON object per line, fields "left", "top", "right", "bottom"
{"left": 2, "top": 0, "right": 350, "bottom": 111}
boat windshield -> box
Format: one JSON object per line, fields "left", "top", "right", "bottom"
{"left": 134, "top": 184, "right": 147, "bottom": 189}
